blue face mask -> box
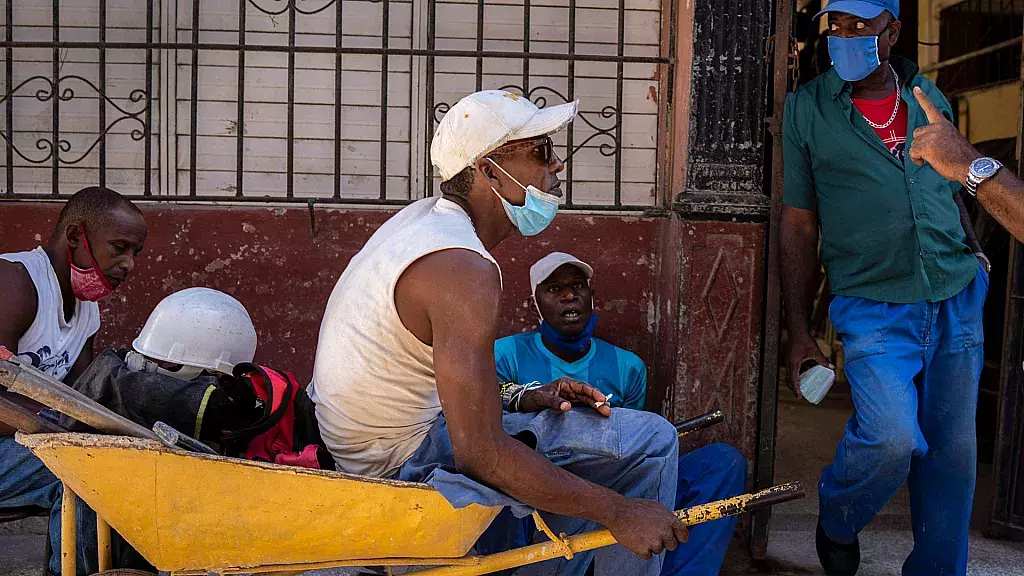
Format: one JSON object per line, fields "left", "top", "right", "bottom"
{"left": 828, "top": 30, "right": 887, "bottom": 82}
{"left": 487, "top": 158, "right": 560, "bottom": 237}
{"left": 539, "top": 313, "right": 598, "bottom": 356}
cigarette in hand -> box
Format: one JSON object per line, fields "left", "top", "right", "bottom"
{"left": 595, "top": 394, "right": 614, "bottom": 408}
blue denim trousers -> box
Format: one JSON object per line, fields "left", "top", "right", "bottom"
{"left": 0, "top": 435, "right": 97, "bottom": 576}
{"left": 397, "top": 408, "right": 680, "bottom": 576}
{"left": 820, "top": 265, "right": 988, "bottom": 576}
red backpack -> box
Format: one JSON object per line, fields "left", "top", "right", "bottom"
{"left": 219, "top": 363, "right": 332, "bottom": 470}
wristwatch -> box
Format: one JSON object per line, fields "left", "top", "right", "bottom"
{"left": 965, "top": 157, "right": 1003, "bottom": 196}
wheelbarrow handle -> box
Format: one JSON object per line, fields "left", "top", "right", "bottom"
{"left": 674, "top": 409, "right": 725, "bottom": 438}
{"left": 410, "top": 481, "right": 805, "bottom": 576}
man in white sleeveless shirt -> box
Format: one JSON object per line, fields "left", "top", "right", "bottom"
{"left": 0, "top": 186, "right": 147, "bottom": 575}
{"left": 310, "top": 91, "right": 686, "bottom": 575}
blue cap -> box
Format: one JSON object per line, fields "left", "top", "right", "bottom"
{"left": 814, "top": 0, "right": 899, "bottom": 21}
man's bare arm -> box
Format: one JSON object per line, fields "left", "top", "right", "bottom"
{"left": 911, "top": 86, "right": 1024, "bottom": 242}
{"left": 396, "top": 249, "right": 686, "bottom": 558}
{"left": 0, "top": 259, "right": 45, "bottom": 426}
{"left": 975, "top": 172, "right": 1024, "bottom": 243}
{"left": 780, "top": 206, "right": 831, "bottom": 396}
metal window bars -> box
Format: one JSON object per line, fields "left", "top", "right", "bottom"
{"left": 0, "top": 0, "right": 677, "bottom": 210}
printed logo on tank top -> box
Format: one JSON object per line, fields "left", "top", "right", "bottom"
{"left": 21, "top": 345, "right": 71, "bottom": 376}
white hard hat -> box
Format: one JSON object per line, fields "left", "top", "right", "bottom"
{"left": 430, "top": 90, "right": 579, "bottom": 182}
{"left": 132, "top": 287, "right": 257, "bottom": 377}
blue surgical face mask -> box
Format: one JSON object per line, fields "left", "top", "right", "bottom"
{"left": 828, "top": 29, "right": 888, "bottom": 82}
{"left": 487, "top": 158, "right": 560, "bottom": 237}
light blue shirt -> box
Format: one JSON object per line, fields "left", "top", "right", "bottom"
{"left": 494, "top": 332, "right": 648, "bottom": 410}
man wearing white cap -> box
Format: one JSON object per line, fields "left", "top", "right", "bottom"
{"left": 309, "top": 91, "right": 686, "bottom": 574}
{"left": 485, "top": 252, "right": 746, "bottom": 575}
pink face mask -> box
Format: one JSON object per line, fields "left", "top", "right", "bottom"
{"left": 69, "top": 228, "right": 114, "bottom": 302}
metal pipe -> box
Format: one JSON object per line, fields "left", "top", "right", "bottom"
{"left": 190, "top": 0, "right": 201, "bottom": 196}
{"left": 5, "top": 0, "right": 12, "bottom": 197}
{"left": 96, "top": 517, "right": 112, "bottom": 572}
{"left": 61, "top": 484, "right": 77, "bottom": 576}
{"left": 0, "top": 359, "right": 159, "bottom": 440}
{"left": 144, "top": 0, "right": 153, "bottom": 195}
{"left": 236, "top": 0, "right": 247, "bottom": 198}
{"left": 0, "top": 41, "right": 673, "bottom": 64}
{"left": 674, "top": 409, "right": 725, "bottom": 438}
{"left": 920, "top": 36, "right": 1024, "bottom": 74}
{"left": 410, "top": 482, "right": 805, "bottom": 576}
{"left": 379, "top": 0, "right": 390, "bottom": 201}
{"left": 51, "top": 0, "right": 60, "bottom": 195}
{"left": 98, "top": 0, "right": 107, "bottom": 188}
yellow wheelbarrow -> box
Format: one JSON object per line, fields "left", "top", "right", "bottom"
{"left": 1, "top": 355, "right": 803, "bottom": 576}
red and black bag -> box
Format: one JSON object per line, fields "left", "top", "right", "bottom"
{"left": 219, "top": 363, "right": 334, "bottom": 470}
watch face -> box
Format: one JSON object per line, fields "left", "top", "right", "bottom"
{"left": 973, "top": 158, "right": 999, "bottom": 177}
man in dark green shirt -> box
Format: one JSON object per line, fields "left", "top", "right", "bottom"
{"left": 780, "top": 2, "right": 988, "bottom": 576}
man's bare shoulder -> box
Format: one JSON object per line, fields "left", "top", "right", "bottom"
{"left": 405, "top": 248, "right": 501, "bottom": 292}
{"left": 0, "top": 258, "right": 40, "bottom": 345}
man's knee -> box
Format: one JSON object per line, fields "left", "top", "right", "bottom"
{"left": 622, "top": 410, "right": 679, "bottom": 459}
{"left": 870, "top": 419, "right": 922, "bottom": 469}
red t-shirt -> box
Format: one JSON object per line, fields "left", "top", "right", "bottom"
{"left": 852, "top": 92, "right": 908, "bottom": 163}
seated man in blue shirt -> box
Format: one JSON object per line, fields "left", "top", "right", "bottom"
{"left": 490, "top": 252, "right": 747, "bottom": 576}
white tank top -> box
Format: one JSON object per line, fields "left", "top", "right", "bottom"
{"left": 0, "top": 247, "right": 100, "bottom": 381}
{"left": 309, "top": 197, "right": 501, "bottom": 477}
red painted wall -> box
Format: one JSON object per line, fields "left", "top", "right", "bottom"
{"left": 0, "top": 201, "right": 767, "bottom": 465}
{"left": 0, "top": 202, "right": 670, "bottom": 396}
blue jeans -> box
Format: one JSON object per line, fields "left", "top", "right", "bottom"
{"left": 398, "top": 409, "right": 679, "bottom": 576}
{"left": 477, "top": 443, "right": 746, "bottom": 576}
{"left": 0, "top": 435, "right": 97, "bottom": 576}
{"left": 660, "top": 443, "right": 747, "bottom": 576}
{"left": 820, "top": 266, "right": 987, "bottom": 576}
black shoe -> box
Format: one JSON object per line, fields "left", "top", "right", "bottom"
{"left": 816, "top": 519, "right": 860, "bottom": 576}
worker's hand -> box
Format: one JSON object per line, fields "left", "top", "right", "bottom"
{"left": 909, "top": 87, "right": 982, "bottom": 186}
{"left": 786, "top": 333, "right": 833, "bottom": 400}
{"left": 604, "top": 498, "right": 688, "bottom": 559}
{"left": 519, "top": 377, "right": 613, "bottom": 417}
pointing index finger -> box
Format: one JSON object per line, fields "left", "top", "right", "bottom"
{"left": 913, "top": 86, "right": 946, "bottom": 125}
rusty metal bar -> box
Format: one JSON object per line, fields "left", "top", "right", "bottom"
{"left": 0, "top": 358, "right": 159, "bottom": 440}
{"left": 61, "top": 484, "right": 76, "bottom": 576}
{"left": 921, "top": 36, "right": 1024, "bottom": 74}
{"left": 50, "top": 0, "right": 59, "bottom": 195}
{"left": 675, "top": 409, "right": 725, "bottom": 438}
{"left": 4, "top": 0, "right": 12, "bottom": 197}
{"left": 96, "top": 516, "right": 112, "bottom": 571}
{"left": 410, "top": 482, "right": 805, "bottom": 576}
{"left": 0, "top": 41, "right": 672, "bottom": 64}
{"left": 752, "top": 0, "right": 796, "bottom": 560}
{"left": 0, "top": 394, "right": 66, "bottom": 433}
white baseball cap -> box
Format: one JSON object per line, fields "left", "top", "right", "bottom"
{"left": 430, "top": 90, "right": 579, "bottom": 182}
{"left": 530, "top": 252, "right": 594, "bottom": 297}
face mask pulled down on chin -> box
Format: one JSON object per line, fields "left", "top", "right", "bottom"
{"left": 69, "top": 226, "right": 115, "bottom": 302}
{"left": 486, "top": 158, "right": 559, "bottom": 237}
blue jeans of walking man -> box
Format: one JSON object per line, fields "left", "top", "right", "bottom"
{"left": 820, "top": 265, "right": 987, "bottom": 576}
{"left": 0, "top": 436, "right": 97, "bottom": 576}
